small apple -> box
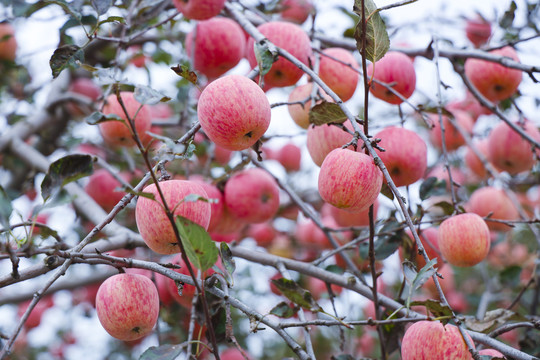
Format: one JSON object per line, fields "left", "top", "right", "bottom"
{"left": 96, "top": 273, "right": 159, "bottom": 341}
{"left": 464, "top": 139, "right": 490, "bottom": 179}
{"left": 306, "top": 120, "right": 356, "bottom": 167}
{"left": 198, "top": 75, "right": 271, "bottom": 151}
{"left": 85, "top": 169, "right": 127, "bottom": 212}
{"left": 447, "top": 91, "right": 492, "bottom": 121}
{"left": 319, "top": 47, "right": 359, "bottom": 102}
{"left": 429, "top": 110, "right": 474, "bottom": 151}
{"left": 17, "top": 296, "right": 54, "bottom": 330}
{"left": 220, "top": 348, "right": 252, "bottom": 360}
{"left": 246, "top": 222, "right": 276, "bottom": 247}
{"left": 273, "top": 142, "right": 302, "bottom": 172}
{"left": 324, "top": 200, "right": 379, "bottom": 228}
{"left": 466, "top": 187, "right": 519, "bottom": 232}
{"left": 172, "top": 0, "right": 226, "bottom": 20}
{"left": 190, "top": 179, "right": 224, "bottom": 233}
{"left": 288, "top": 83, "right": 333, "bottom": 129}
{"left": 465, "top": 16, "right": 492, "bottom": 47}
{"left": 401, "top": 227, "right": 443, "bottom": 269}
{"left": 0, "top": 22, "right": 17, "bottom": 62}
{"left": 66, "top": 77, "right": 102, "bottom": 116}
{"left": 280, "top": 0, "right": 314, "bottom": 24}
{"left": 211, "top": 203, "right": 247, "bottom": 234}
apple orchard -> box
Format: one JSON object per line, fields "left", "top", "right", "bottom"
{"left": 1, "top": 0, "right": 540, "bottom": 359}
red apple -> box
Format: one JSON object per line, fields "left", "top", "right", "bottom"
{"left": 135, "top": 180, "right": 211, "bottom": 254}
{"left": 464, "top": 139, "right": 490, "bottom": 179}
{"left": 172, "top": 0, "right": 226, "bottom": 20}
{"left": 401, "top": 321, "right": 474, "bottom": 359}
{"left": 318, "top": 148, "right": 383, "bottom": 212}
{"left": 447, "top": 92, "right": 491, "bottom": 122}
{"left": 212, "top": 203, "right": 247, "bottom": 234}
{"left": 429, "top": 110, "right": 474, "bottom": 151}
{"left": 198, "top": 75, "right": 271, "bottom": 151}
{"left": 17, "top": 296, "right": 54, "bottom": 330}
{"left": 274, "top": 142, "right": 302, "bottom": 172}
{"left": 220, "top": 348, "right": 252, "bottom": 360}
{"left": 466, "top": 187, "right": 519, "bottom": 232}
{"left": 402, "top": 227, "right": 443, "bottom": 269}
{"left": 478, "top": 349, "right": 505, "bottom": 358}
{"left": 464, "top": 46, "right": 522, "bottom": 102}
{"left": 213, "top": 144, "right": 233, "bottom": 165}
{"left": 246, "top": 21, "right": 313, "bottom": 88}
{"left": 288, "top": 83, "right": 332, "bottom": 129}
{"left": 166, "top": 255, "right": 197, "bottom": 308}
{"left": 246, "top": 222, "right": 276, "bottom": 247}
{"left": 366, "top": 51, "right": 416, "bottom": 105}
{"left": 128, "top": 45, "right": 147, "bottom": 68}
{"left": 85, "top": 169, "right": 127, "bottom": 212}
{"left": 280, "top": 0, "right": 314, "bottom": 24}
{"left": 306, "top": 120, "right": 356, "bottom": 167}
{"left": 190, "top": 179, "right": 224, "bottom": 233}
{"left": 488, "top": 240, "right": 530, "bottom": 269}
{"left": 465, "top": 16, "right": 492, "bottom": 47}
{"left": 374, "top": 126, "right": 427, "bottom": 187}
{"left": 224, "top": 168, "right": 280, "bottom": 223}
{"left": 438, "top": 213, "right": 490, "bottom": 267}
{"left": 295, "top": 216, "right": 350, "bottom": 250}
{"left": 0, "top": 23, "right": 17, "bottom": 62}
{"left": 96, "top": 273, "right": 159, "bottom": 341}
{"left": 319, "top": 47, "right": 359, "bottom": 102}
{"left": 99, "top": 92, "right": 152, "bottom": 147}
{"left": 185, "top": 17, "right": 246, "bottom": 79}
{"left": 66, "top": 77, "right": 102, "bottom": 116}
{"left": 425, "top": 164, "right": 467, "bottom": 191}
{"left": 325, "top": 200, "right": 379, "bottom": 228}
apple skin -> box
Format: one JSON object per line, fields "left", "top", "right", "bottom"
{"left": 429, "top": 110, "right": 474, "bottom": 151}
{"left": 425, "top": 164, "right": 467, "bottom": 191}
{"left": 401, "top": 321, "right": 474, "bottom": 360}
{"left": 211, "top": 203, "right": 247, "bottom": 234}
{"left": 487, "top": 120, "right": 540, "bottom": 175}
{"left": 246, "top": 222, "right": 276, "bottom": 247}
{"left": 0, "top": 23, "right": 17, "bottom": 61}
{"left": 366, "top": 51, "right": 416, "bottom": 105}
{"left": 478, "top": 349, "right": 505, "bottom": 358}
{"left": 401, "top": 227, "right": 443, "bottom": 269}
{"left": 85, "top": 169, "right": 127, "bottom": 212}
{"left": 438, "top": 213, "right": 490, "bottom": 267}
{"left": 186, "top": 17, "right": 246, "bottom": 80}
{"left": 172, "top": 0, "right": 226, "bottom": 20}
{"left": 464, "top": 46, "right": 522, "bottom": 102}
{"left": 246, "top": 21, "right": 313, "bottom": 88}
{"left": 274, "top": 142, "right": 302, "bottom": 172}
{"left": 135, "top": 180, "right": 211, "bottom": 255}
{"left": 319, "top": 47, "right": 359, "bottom": 102}
{"left": 66, "top": 77, "right": 102, "bottom": 116}
{"left": 280, "top": 0, "right": 314, "bottom": 24}
{"left": 464, "top": 139, "right": 490, "bottom": 179}
{"left": 447, "top": 92, "right": 492, "bottom": 122}
{"left": 224, "top": 168, "right": 280, "bottom": 223}
{"left": 306, "top": 120, "right": 356, "bottom": 167}
{"left": 465, "top": 17, "right": 492, "bottom": 47}
{"left": 466, "top": 187, "right": 519, "bottom": 232}
{"left": 288, "top": 83, "right": 333, "bottom": 129}
{"left": 17, "top": 296, "right": 54, "bottom": 330}
{"left": 221, "top": 348, "right": 252, "bottom": 360}
{"left": 295, "top": 216, "right": 351, "bottom": 250}
{"left": 190, "top": 179, "right": 224, "bottom": 233}
{"left": 374, "top": 126, "right": 427, "bottom": 187}
{"left": 325, "top": 200, "right": 378, "bottom": 228}
{"left": 318, "top": 148, "right": 383, "bottom": 213}
{"left": 99, "top": 92, "right": 152, "bottom": 147}
{"left": 96, "top": 273, "right": 160, "bottom": 341}
{"left": 198, "top": 75, "right": 271, "bottom": 151}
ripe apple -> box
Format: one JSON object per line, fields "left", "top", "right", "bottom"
{"left": 172, "top": 0, "right": 226, "bottom": 20}
{"left": 305, "top": 276, "right": 342, "bottom": 300}
{"left": 221, "top": 348, "right": 252, "bottom": 360}
{"left": 273, "top": 142, "right": 302, "bottom": 172}
{"left": 306, "top": 120, "right": 356, "bottom": 167}
{"left": 165, "top": 254, "right": 197, "bottom": 308}
{"left": 190, "top": 179, "right": 224, "bottom": 233}
{"left": 447, "top": 91, "right": 492, "bottom": 122}
{"left": 224, "top": 168, "right": 280, "bottom": 223}
{"left": 401, "top": 320, "right": 474, "bottom": 360}
{"left": 319, "top": 47, "right": 359, "bottom": 102}
{"left": 464, "top": 139, "right": 490, "bottom": 179}
{"left": 211, "top": 203, "right": 247, "bottom": 234}
{"left": 295, "top": 216, "right": 351, "bottom": 250}
{"left": 464, "top": 46, "right": 522, "bottom": 102}
{"left": 429, "top": 110, "right": 474, "bottom": 151}
{"left": 401, "top": 227, "right": 443, "bottom": 269}
{"left": 425, "top": 164, "right": 467, "bottom": 191}
{"left": 246, "top": 222, "right": 276, "bottom": 247}
{"left": 85, "top": 169, "right": 127, "bottom": 212}
{"left": 280, "top": 0, "right": 314, "bottom": 24}
{"left": 127, "top": 45, "right": 147, "bottom": 68}
{"left": 288, "top": 83, "right": 333, "bottom": 129}
{"left": 214, "top": 144, "right": 233, "bottom": 165}
{"left": 99, "top": 91, "right": 152, "bottom": 147}
{"left": 66, "top": 77, "right": 102, "bottom": 116}
{"left": 185, "top": 17, "right": 246, "bottom": 79}
{"left": 478, "top": 349, "right": 505, "bottom": 358}
{"left": 366, "top": 51, "right": 416, "bottom": 105}
{"left": 438, "top": 213, "right": 490, "bottom": 267}
{"left": 487, "top": 120, "right": 540, "bottom": 175}
{"left": 246, "top": 21, "right": 313, "bottom": 88}
{"left": 374, "top": 126, "right": 427, "bottom": 187}
{"left": 465, "top": 16, "right": 492, "bottom": 47}
{"left": 0, "top": 23, "right": 17, "bottom": 62}
{"left": 318, "top": 148, "right": 383, "bottom": 213}
{"left": 17, "top": 296, "right": 54, "bottom": 330}
{"left": 466, "top": 187, "right": 519, "bottom": 232}
{"left": 135, "top": 180, "right": 211, "bottom": 254}
{"left": 198, "top": 75, "right": 271, "bottom": 151}
{"left": 324, "top": 199, "right": 379, "bottom": 228}
{"left": 488, "top": 240, "right": 530, "bottom": 269}
{"left": 96, "top": 273, "right": 159, "bottom": 341}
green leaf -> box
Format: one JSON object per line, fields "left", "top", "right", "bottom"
{"left": 91, "top": 0, "right": 112, "bottom": 15}
{"left": 0, "top": 186, "right": 13, "bottom": 228}
{"left": 124, "top": 188, "right": 155, "bottom": 201}
{"left": 44, "top": 0, "right": 81, "bottom": 19}
{"left": 432, "top": 201, "right": 454, "bottom": 215}
{"left": 254, "top": 40, "right": 278, "bottom": 86}
{"left": 325, "top": 264, "right": 345, "bottom": 275}
{"left": 220, "top": 242, "right": 235, "bottom": 279}
{"left": 41, "top": 155, "right": 94, "bottom": 201}
{"left": 170, "top": 65, "right": 198, "bottom": 85}
{"left": 380, "top": 182, "right": 394, "bottom": 200}
{"left": 403, "top": 258, "right": 437, "bottom": 307}
{"left": 409, "top": 299, "right": 453, "bottom": 321}
{"left": 270, "top": 278, "right": 323, "bottom": 312}
{"left": 98, "top": 16, "right": 125, "bottom": 26}
{"left": 139, "top": 344, "right": 183, "bottom": 360}
{"left": 59, "top": 15, "right": 98, "bottom": 33}
{"left": 85, "top": 111, "right": 124, "bottom": 125}
{"left": 331, "top": 355, "right": 355, "bottom": 360}
{"left": 419, "top": 176, "right": 447, "bottom": 201}
{"left": 175, "top": 216, "right": 218, "bottom": 272}
{"left": 359, "top": 221, "right": 402, "bottom": 260}
{"left": 270, "top": 301, "right": 298, "bottom": 318}
{"left": 49, "top": 44, "right": 84, "bottom": 79}
{"left": 309, "top": 101, "right": 348, "bottom": 126}
{"left": 353, "top": 0, "right": 390, "bottom": 62}
{"left": 499, "top": 1, "right": 517, "bottom": 28}
{"left": 134, "top": 85, "right": 171, "bottom": 106}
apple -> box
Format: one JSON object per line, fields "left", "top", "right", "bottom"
{"left": 447, "top": 91, "right": 491, "bottom": 122}
{"left": 478, "top": 349, "right": 505, "bottom": 358}
{"left": 210, "top": 230, "right": 241, "bottom": 243}
{"left": 96, "top": 273, "right": 159, "bottom": 341}
{"left": 135, "top": 180, "right": 211, "bottom": 254}
{"left": 305, "top": 276, "right": 342, "bottom": 300}
{"left": 324, "top": 199, "right": 379, "bottom": 228}
{"left": 438, "top": 213, "right": 490, "bottom": 267}
{"left": 464, "top": 139, "right": 490, "bottom": 179}
{"left": 190, "top": 179, "right": 224, "bottom": 233}
{"left": 288, "top": 83, "right": 333, "bottom": 129}
{"left": 487, "top": 120, "right": 540, "bottom": 175}
{"left": 318, "top": 148, "right": 383, "bottom": 213}
{"left": 99, "top": 91, "right": 152, "bottom": 147}
{"left": 165, "top": 255, "right": 197, "bottom": 308}
{"left": 273, "top": 142, "right": 302, "bottom": 172}
{"left": 224, "top": 168, "right": 280, "bottom": 223}
{"left": 488, "top": 240, "right": 530, "bottom": 269}
{"left": 374, "top": 126, "right": 427, "bottom": 187}
{"left": 66, "top": 77, "right": 102, "bottom": 116}
{"left": 295, "top": 216, "right": 351, "bottom": 250}
{"left": 466, "top": 187, "right": 519, "bottom": 232}
{"left": 246, "top": 21, "right": 313, "bottom": 88}
{"left": 220, "top": 348, "right": 252, "bottom": 360}
{"left": 280, "top": 0, "right": 314, "bottom": 24}
{"left": 185, "top": 17, "right": 246, "bottom": 80}
{"left": 401, "top": 320, "right": 475, "bottom": 360}
{"left": 318, "top": 47, "right": 359, "bottom": 102}
{"left": 464, "top": 46, "right": 522, "bottom": 102}
{"left": 172, "top": 0, "right": 226, "bottom": 20}
{"left": 214, "top": 144, "right": 233, "bottom": 165}
{"left": 17, "top": 296, "right": 54, "bottom": 330}
{"left": 198, "top": 74, "right": 271, "bottom": 151}
{"left": 366, "top": 51, "right": 416, "bottom": 105}
{"left": 127, "top": 45, "right": 147, "bottom": 68}
{"left": 425, "top": 164, "right": 467, "bottom": 191}
{"left": 246, "top": 222, "right": 276, "bottom": 247}
{"left": 85, "top": 169, "right": 127, "bottom": 212}
{"left": 306, "top": 120, "right": 356, "bottom": 167}
{"left": 429, "top": 110, "right": 474, "bottom": 151}
{"left": 401, "top": 227, "right": 443, "bottom": 269}
{"left": 465, "top": 16, "right": 492, "bottom": 47}
{"left": 211, "top": 203, "right": 247, "bottom": 234}
{"left": 0, "top": 23, "right": 17, "bottom": 62}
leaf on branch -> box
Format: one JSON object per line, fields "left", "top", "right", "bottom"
{"left": 98, "top": 16, "right": 125, "bottom": 26}
{"left": 41, "top": 154, "right": 94, "bottom": 201}
{"left": 44, "top": 0, "right": 82, "bottom": 20}
{"left": 123, "top": 188, "right": 155, "bottom": 201}
{"left": 309, "top": 101, "right": 348, "bottom": 126}
{"left": 254, "top": 40, "right": 278, "bottom": 87}
{"left": 49, "top": 44, "right": 84, "bottom": 79}
{"left": 270, "top": 301, "right": 298, "bottom": 318}
{"left": 171, "top": 65, "right": 198, "bottom": 85}
{"left": 499, "top": 1, "right": 517, "bottom": 29}
{"left": 331, "top": 354, "right": 355, "bottom": 360}
{"left": 134, "top": 85, "right": 171, "bottom": 105}
{"left": 432, "top": 201, "right": 454, "bottom": 215}
{"left": 353, "top": 0, "right": 390, "bottom": 63}
{"left": 380, "top": 182, "right": 394, "bottom": 200}
{"left": 419, "top": 176, "right": 447, "bottom": 201}
{"left": 409, "top": 299, "right": 453, "bottom": 322}
{"left": 85, "top": 111, "right": 124, "bottom": 125}
{"left": 139, "top": 344, "right": 183, "bottom": 360}
{"left": 0, "top": 186, "right": 13, "bottom": 228}
{"left": 403, "top": 258, "right": 437, "bottom": 308}
{"left": 359, "top": 221, "right": 403, "bottom": 261}
{"left": 91, "top": 0, "right": 112, "bottom": 15}
{"left": 219, "top": 242, "right": 235, "bottom": 285}
{"left": 175, "top": 216, "right": 218, "bottom": 272}
{"left": 464, "top": 309, "right": 527, "bottom": 333}
{"left": 270, "top": 278, "right": 323, "bottom": 312}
